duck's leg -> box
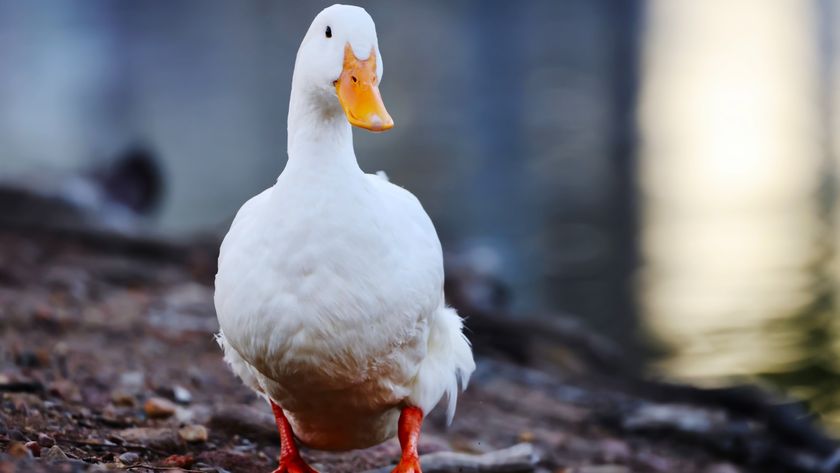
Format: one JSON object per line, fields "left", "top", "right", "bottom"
{"left": 270, "top": 400, "right": 320, "bottom": 473}
{"left": 391, "top": 406, "right": 424, "bottom": 473}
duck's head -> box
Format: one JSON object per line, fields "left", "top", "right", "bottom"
{"left": 293, "top": 4, "right": 393, "bottom": 132}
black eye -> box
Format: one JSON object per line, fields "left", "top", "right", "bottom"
{"left": 325, "top": 26, "right": 332, "bottom": 38}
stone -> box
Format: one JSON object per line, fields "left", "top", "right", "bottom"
{"left": 173, "top": 385, "right": 192, "bottom": 404}
{"left": 43, "top": 445, "right": 70, "bottom": 461}
{"left": 578, "top": 466, "right": 631, "bottom": 473}
{"left": 37, "top": 433, "right": 56, "bottom": 447}
{"left": 117, "top": 427, "right": 181, "bottom": 450}
{"left": 118, "top": 371, "right": 145, "bottom": 394}
{"left": 178, "top": 424, "right": 208, "bottom": 443}
{"left": 144, "top": 397, "right": 177, "bottom": 418}
{"left": 163, "top": 453, "right": 195, "bottom": 468}
{"left": 24, "top": 441, "right": 40, "bottom": 457}
{"left": 6, "top": 442, "right": 32, "bottom": 458}
{"left": 111, "top": 390, "right": 136, "bottom": 407}
{"left": 119, "top": 451, "right": 140, "bottom": 464}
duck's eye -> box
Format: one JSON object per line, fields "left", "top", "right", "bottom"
{"left": 325, "top": 26, "right": 332, "bottom": 38}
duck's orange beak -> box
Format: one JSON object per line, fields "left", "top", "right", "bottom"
{"left": 335, "top": 44, "right": 393, "bottom": 132}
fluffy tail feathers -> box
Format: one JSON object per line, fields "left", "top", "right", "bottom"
{"left": 408, "top": 306, "right": 475, "bottom": 424}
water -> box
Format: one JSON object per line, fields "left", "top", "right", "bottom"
{"left": 639, "top": 0, "right": 840, "bottom": 432}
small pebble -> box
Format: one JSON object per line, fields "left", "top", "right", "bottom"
{"left": 119, "top": 451, "right": 140, "bottom": 464}
{"left": 518, "top": 430, "right": 534, "bottom": 442}
{"left": 705, "top": 464, "right": 742, "bottom": 473}
{"left": 178, "top": 424, "right": 208, "bottom": 443}
{"left": 163, "top": 453, "right": 195, "bottom": 468}
{"left": 48, "top": 379, "right": 81, "bottom": 402}
{"left": 578, "top": 466, "right": 631, "bottom": 473}
{"left": 144, "top": 397, "right": 177, "bottom": 418}
{"left": 117, "top": 427, "right": 181, "bottom": 450}
{"left": 38, "top": 433, "right": 56, "bottom": 447}
{"left": 119, "top": 371, "right": 145, "bottom": 393}
{"left": 111, "top": 390, "right": 136, "bottom": 407}
{"left": 6, "top": 442, "right": 32, "bottom": 458}
{"left": 24, "top": 440, "right": 41, "bottom": 457}
{"left": 173, "top": 385, "right": 192, "bottom": 404}
{"left": 43, "top": 445, "right": 69, "bottom": 461}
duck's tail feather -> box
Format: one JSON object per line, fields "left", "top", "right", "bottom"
{"left": 408, "top": 306, "right": 475, "bottom": 424}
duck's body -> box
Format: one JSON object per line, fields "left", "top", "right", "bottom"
{"left": 214, "top": 5, "right": 474, "bottom": 471}
{"left": 216, "top": 162, "right": 469, "bottom": 450}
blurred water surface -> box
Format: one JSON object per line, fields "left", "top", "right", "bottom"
{"left": 641, "top": 0, "right": 840, "bottom": 431}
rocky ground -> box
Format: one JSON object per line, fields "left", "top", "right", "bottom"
{"left": 0, "top": 228, "right": 838, "bottom": 473}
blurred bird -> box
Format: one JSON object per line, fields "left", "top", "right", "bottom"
{"left": 214, "top": 5, "right": 475, "bottom": 473}
{"left": 0, "top": 145, "right": 162, "bottom": 233}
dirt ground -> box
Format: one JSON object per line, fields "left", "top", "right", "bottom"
{"left": 0, "top": 229, "right": 836, "bottom": 473}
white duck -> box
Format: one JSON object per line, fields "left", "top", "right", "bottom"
{"left": 214, "top": 5, "right": 475, "bottom": 473}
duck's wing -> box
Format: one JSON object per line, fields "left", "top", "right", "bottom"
{"left": 364, "top": 173, "right": 474, "bottom": 422}
{"left": 214, "top": 187, "right": 274, "bottom": 396}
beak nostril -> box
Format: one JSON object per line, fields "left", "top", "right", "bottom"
{"left": 351, "top": 76, "right": 358, "bottom": 83}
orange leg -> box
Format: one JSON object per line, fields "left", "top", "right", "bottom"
{"left": 391, "top": 406, "right": 424, "bottom": 473}
{"left": 270, "top": 400, "right": 319, "bottom": 473}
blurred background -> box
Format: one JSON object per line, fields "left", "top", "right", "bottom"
{"left": 2, "top": 0, "right": 840, "bottom": 434}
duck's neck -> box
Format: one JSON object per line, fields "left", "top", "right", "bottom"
{"left": 285, "top": 79, "right": 361, "bottom": 176}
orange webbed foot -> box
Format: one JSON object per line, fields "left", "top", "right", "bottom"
{"left": 272, "top": 455, "right": 320, "bottom": 473}
{"left": 390, "top": 454, "right": 422, "bottom": 473}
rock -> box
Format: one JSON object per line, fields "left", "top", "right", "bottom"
{"left": 24, "top": 440, "right": 41, "bottom": 457}
{"left": 119, "top": 451, "right": 140, "bottom": 464}
{"left": 173, "top": 385, "right": 192, "bottom": 404}
{"left": 119, "top": 371, "right": 145, "bottom": 394}
{"left": 43, "top": 445, "right": 70, "bottom": 461}
{"left": 578, "top": 466, "right": 631, "bottom": 473}
{"left": 111, "top": 390, "right": 136, "bottom": 407}
{"left": 37, "top": 433, "right": 56, "bottom": 447}
{"left": 175, "top": 403, "right": 212, "bottom": 424}
{"left": 6, "top": 442, "right": 32, "bottom": 458}
{"left": 7, "top": 429, "right": 26, "bottom": 441}
{"left": 518, "top": 430, "right": 535, "bottom": 442}
{"left": 209, "top": 404, "right": 278, "bottom": 443}
{"left": 47, "top": 379, "right": 81, "bottom": 402}
{"left": 144, "top": 396, "right": 177, "bottom": 418}
{"left": 623, "top": 404, "right": 727, "bottom": 435}
{"left": 705, "top": 464, "right": 742, "bottom": 473}
{"left": 178, "top": 424, "right": 208, "bottom": 443}
{"left": 597, "top": 439, "right": 631, "bottom": 463}
{"left": 163, "top": 453, "right": 195, "bottom": 468}
{"left": 101, "top": 403, "right": 134, "bottom": 427}
{"left": 117, "top": 427, "right": 181, "bottom": 450}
